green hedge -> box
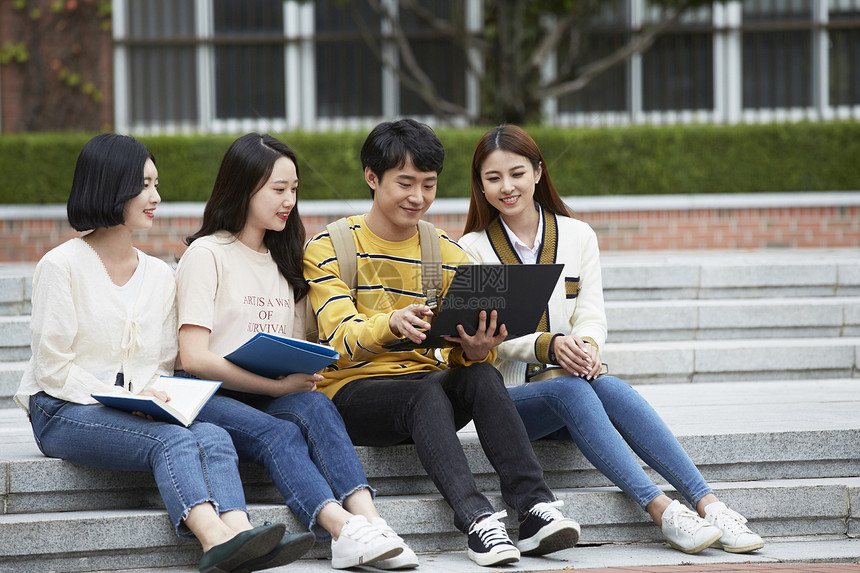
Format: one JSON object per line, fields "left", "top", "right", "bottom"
{"left": 0, "top": 121, "right": 858, "bottom": 205}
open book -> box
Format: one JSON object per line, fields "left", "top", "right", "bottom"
{"left": 91, "top": 376, "right": 221, "bottom": 427}
{"left": 225, "top": 333, "right": 339, "bottom": 379}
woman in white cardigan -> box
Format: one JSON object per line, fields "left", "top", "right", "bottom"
{"left": 15, "top": 133, "right": 312, "bottom": 573}
{"left": 458, "top": 125, "right": 764, "bottom": 557}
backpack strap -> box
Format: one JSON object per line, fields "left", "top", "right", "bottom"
{"left": 417, "top": 220, "right": 443, "bottom": 309}
{"left": 327, "top": 217, "right": 358, "bottom": 300}
{"left": 305, "top": 217, "right": 356, "bottom": 343}
{"left": 307, "top": 218, "right": 444, "bottom": 342}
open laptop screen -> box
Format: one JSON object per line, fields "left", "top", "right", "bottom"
{"left": 385, "top": 263, "right": 563, "bottom": 350}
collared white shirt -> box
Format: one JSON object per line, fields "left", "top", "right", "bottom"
{"left": 499, "top": 203, "right": 543, "bottom": 264}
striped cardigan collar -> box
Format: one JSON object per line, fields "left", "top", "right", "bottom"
{"left": 485, "top": 208, "right": 558, "bottom": 333}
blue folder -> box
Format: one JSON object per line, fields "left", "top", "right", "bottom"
{"left": 225, "top": 333, "right": 339, "bottom": 379}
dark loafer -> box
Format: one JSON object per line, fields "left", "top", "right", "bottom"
{"left": 199, "top": 523, "right": 286, "bottom": 573}
{"left": 234, "top": 531, "right": 316, "bottom": 573}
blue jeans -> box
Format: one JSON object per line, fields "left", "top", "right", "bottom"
{"left": 508, "top": 375, "right": 713, "bottom": 510}
{"left": 195, "top": 389, "right": 372, "bottom": 540}
{"left": 29, "top": 392, "right": 246, "bottom": 537}
{"left": 333, "top": 363, "right": 555, "bottom": 533}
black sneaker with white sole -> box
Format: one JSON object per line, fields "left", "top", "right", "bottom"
{"left": 517, "top": 500, "right": 581, "bottom": 556}
{"left": 466, "top": 511, "right": 520, "bottom": 567}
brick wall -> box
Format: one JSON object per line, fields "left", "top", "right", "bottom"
{"left": 1, "top": 194, "right": 858, "bottom": 263}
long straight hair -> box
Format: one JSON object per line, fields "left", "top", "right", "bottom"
{"left": 463, "top": 125, "right": 572, "bottom": 234}
{"left": 186, "top": 133, "right": 308, "bottom": 301}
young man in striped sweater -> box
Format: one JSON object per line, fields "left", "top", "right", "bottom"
{"left": 303, "top": 119, "right": 580, "bottom": 568}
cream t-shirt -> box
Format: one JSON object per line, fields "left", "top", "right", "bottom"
{"left": 175, "top": 231, "right": 305, "bottom": 358}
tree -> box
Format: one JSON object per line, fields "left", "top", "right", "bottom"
{"left": 342, "top": 0, "right": 715, "bottom": 125}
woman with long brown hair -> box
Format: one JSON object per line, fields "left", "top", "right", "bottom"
{"left": 459, "top": 125, "right": 764, "bottom": 556}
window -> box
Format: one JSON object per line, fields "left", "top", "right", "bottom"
{"left": 830, "top": 0, "right": 860, "bottom": 106}
{"left": 212, "top": 0, "right": 285, "bottom": 120}
{"left": 742, "top": 0, "right": 813, "bottom": 109}
{"left": 559, "top": 3, "right": 629, "bottom": 114}
{"left": 124, "top": 0, "right": 198, "bottom": 126}
{"left": 314, "top": 0, "right": 383, "bottom": 118}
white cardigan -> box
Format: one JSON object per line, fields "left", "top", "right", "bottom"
{"left": 458, "top": 211, "right": 607, "bottom": 387}
{"left": 15, "top": 238, "right": 178, "bottom": 412}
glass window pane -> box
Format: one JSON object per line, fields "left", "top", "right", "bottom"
{"left": 127, "top": 0, "right": 195, "bottom": 38}
{"left": 211, "top": 0, "right": 285, "bottom": 120}
{"left": 743, "top": 0, "right": 812, "bottom": 22}
{"left": 830, "top": 0, "right": 860, "bottom": 105}
{"left": 129, "top": 46, "right": 198, "bottom": 124}
{"left": 214, "top": 44, "right": 285, "bottom": 119}
{"left": 559, "top": 3, "right": 628, "bottom": 113}
{"left": 741, "top": 0, "right": 813, "bottom": 109}
{"left": 743, "top": 30, "right": 812, "bottom": 108}
{"left": 314, "top": 0, "right": 383, "bottom": 117}
{"left": 642, "top": 32, "right": 713, "bottom": 111}
{"left": 398, "top": 0, "right": 467, "bottom": 115}
{"left": 399, "top": 38, "right": 466, "bottom": 115}
{"left": 213, "top": 0, "right": 282, "bottom": 34}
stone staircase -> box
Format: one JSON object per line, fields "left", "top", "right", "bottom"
{"left": 0, "top": 249, "right": 858, "bottom": 572}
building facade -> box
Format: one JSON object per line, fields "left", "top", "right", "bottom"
{"left": 109, "top": 0, "right": 860, "bottom": 134}
{"left": 1, "top": 0, "right": 859, "bottom": 134}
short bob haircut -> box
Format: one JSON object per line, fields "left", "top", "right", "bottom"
{"left": 185, "top": 132, "right": 308, "bottom": 301}
{"left": 66, "top": 133, "right": 156, "bottom": 232}
{"left": 360, "top": 118, "right": 444, "bottom": 198}
{"left": 462, "top": 125, "right": 572, "bottom": 234}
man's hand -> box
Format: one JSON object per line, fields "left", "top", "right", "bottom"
{"left": 444, "top": 309, "right": 508, "bottom": 362}
{"left": 390, "top": 304, "right": 434, "bottom": 344}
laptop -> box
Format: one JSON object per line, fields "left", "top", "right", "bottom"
{"left": 384, "top": 263, "right": 563, "bottom": 350}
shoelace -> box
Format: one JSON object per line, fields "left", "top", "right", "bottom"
{"left": 711, "top": 507, "right": 751, "bottom": 534}
{"left": 470, "top": 510, "right": 512, "bottom": 547}
{"left": 665, "top": 504, "right": 710, "bottom": 535}
{"left": 529, "top": 500, "right": 565, "bottom": 522}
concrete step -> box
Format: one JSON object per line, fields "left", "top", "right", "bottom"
{"left": 603, "top": 337, "right": 860, "bottom": 384}
{"left": 0, "top": 361, "right": 25, "bottom": 406}
{"left": 0, "top": 264, "right": 32, "bottom": 317}
{"left": 605, "top": 296, "right": 860, "bottom": 342}
{"left": 0, "top": 379, "right": 857, "bottom": 572}
{"left": 80, "top": 537, "right": 860, "bottom": 573}
{"left": 601, "top": 249, "right": 860, "bottom": 301}
{"left": 3, "top": 296, "right": 858, "bottom": 361}
{"left": 0, "top": 478, "right": 858, "bottom": 572}
{"left": 3, "top": 379, "right": 858, "bottom": 513}
{"left": 1, "top": 250, "right": 858, "bottom": 312}
{"left": 0, "top": 316, "right": 30, "bottom": 361}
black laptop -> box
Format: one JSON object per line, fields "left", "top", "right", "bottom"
{"left": 384, "top": 263, "right": 563, "bottom": 350}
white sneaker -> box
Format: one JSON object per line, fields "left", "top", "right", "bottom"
{"left": 368, "top": 517, "right": 419, "bottom": 570}
{"left": 330, "top": 515, "right": 403, "bottom": 569}
{"left": 467, "top": 510, "right": 520, "bottom": 567}
{"left": 704, "top": 501, "right": 765, "bottom": 553}
{"left": 661, "top": 500, "right": 722, "bottom": 554}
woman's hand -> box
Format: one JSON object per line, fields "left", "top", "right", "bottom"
{"left": 389, "top": 304, "right": 434, "bottom": 344}
{"left": 268, "top": 372, "right": 323, "bottom": 397}
{"left": 445, "top": 309, "right": 508, "bottom": 362}
{"left": 553, "top": 335, "right": 601, "bottom": 380}
{"left": 132, "top": 387, "right": 171, "bottom": 420}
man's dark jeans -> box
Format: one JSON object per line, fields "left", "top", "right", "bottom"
{"left": 332, "top": 362, "right": 554, "bottom": 533}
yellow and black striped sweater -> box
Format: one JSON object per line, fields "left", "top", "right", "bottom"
{"left": 303, "top": 215, "right": 495, "bottom": 398}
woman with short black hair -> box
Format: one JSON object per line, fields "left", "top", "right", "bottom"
{"left": 16, "top": 133, "right": 312, "bottom": 573}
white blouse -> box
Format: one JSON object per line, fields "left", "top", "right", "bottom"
{"left": 15, "top": 238, "right": 178, "bottom": 412}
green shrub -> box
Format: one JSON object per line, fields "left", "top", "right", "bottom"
{"left": 0, "top": 122, "right": 857, "bottom": 204}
